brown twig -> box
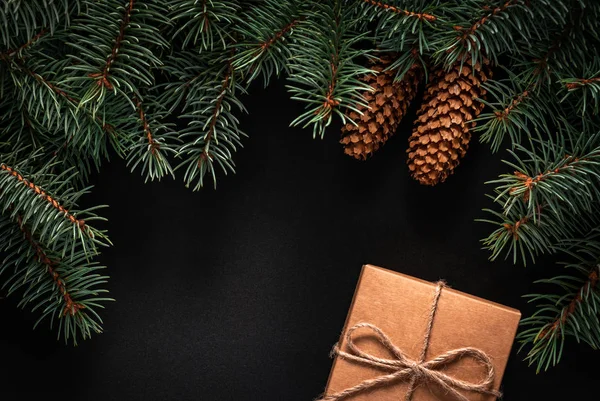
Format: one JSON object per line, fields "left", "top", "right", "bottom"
{"left": 16, "top": 214, "right": 85, "bottom": 317}
{"left": 88, "top": 0, "right": 135, "bottom": 90}
{"left": 15, "top": 61, "right": 116, "bottom": 137}
{"left": 260, "top": 17, "right": 304, "bottom": 51}
{"left": 0, "top": 164, "right": 86, "bottom": 230}
{"left": 364, "top": 0, "right": 437, "bottom": 22}
{"left": 0, "top": 28, "right": 48, "bottom": 59}
{"left": 133, "top": 96, "right": 160, "bottom": 155}
{"left": 565, "top": 77, "right": 600, "bottom": 90}
{"left": 539, "top": 268, "right": 599, "bottom": 339}
{"left": 316, "top": 5, "right": 341, "bottom": 121}
{"left": 503, "top": 215, "right": 530, "bottom": 240}
{"left": 456, "top": 0, "right": 519, "bottom": 40}
{"left": 494, "top": 88, "right": 531, "bottom": 120}
{"left": 510, "top": 156, "right": 583, "bottom": 202}
{"left": 198, "top": 61, "right": 233, "bottom": 166}
{"left": 318, "top": 58, "right": 340, "bottom": 117}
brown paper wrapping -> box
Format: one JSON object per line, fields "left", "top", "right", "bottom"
{"left": 323, "top": 265, "right": 521, "bottom": 401}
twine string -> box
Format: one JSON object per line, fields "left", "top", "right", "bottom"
{"left": 318, "top": 281, "right": 502, "bottom": 401}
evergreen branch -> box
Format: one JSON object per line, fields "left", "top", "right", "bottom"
{"left": 0, "top": 0, "right": 79, "bottom": 48}
{"left": 94, "top": 0, "right": 137, "bottom": 91}
{"left": 491, "top": 134, "right": 600, "bottom": 221}
{"left": 4, "top": 56, "right": 122, "bottom": 159}
{"left": 460, "top": 0, "right": 520, "bottom": 38}
{"left": 126, "top": 95, "right": 176, "bottom": 182}
{"left": 494, "top": 88, "right": 531, "bottom": 120}
{"left": 518, "top": 235, "right": 600, "bottom": 372}
{"left": 16, "top": 214, "right": 85, "bottom": 317}
{"left": 134, "top": 96, "right": 160, "bottom": 155}
{"left": 565, "top": 77, "right": 600, "bottom": 90}
{"left": 475, "top": 75, "right": 556, "bottom": 152}
{"left": 480, "top": 197, "right": 554, "bottom": 265}
{"left": 203, "top": 64, "right": 233, "bottom": 155}
{"left": 66, "top": 0, "right": 169, "bottom": 110}
{"left": 163, "top": 50, "right": 246, "bottom": 189}
{"left": 480, "top": 132, "right": 600, "bottom": 264}
{"left": 22, "top": 63, "right": 80, "bottom": 106}
{"left": 0, "top": 95, "right": 98, "bottom": 184}
{"left": 363, "top": 0, "right": 437, "bottom": 22}
{"left": 0, "top": 164, "right": 87, "bottom": 230}
{"left": 260, "top": 18, "right": 302, "bottom": 51}
{"left": 559, "top": 57, "right": 600, "bottom": 115}
{"left": 537, "top": 268, "right": 599, "bottom": 341}
{"left": 0, "top": 161, "right": 108, "bottom": 257}
{"left": 233, "top": 0, "right": 303, "bottom": 85}
{"left": 359, "top": 0, "right": 440, "bottom": 54}
{"left": 0, "top": 213, "right": 110, "bottom": 344}
{"left": 515, "top": 4, "right": 578, "bottom": 85}
{"left": 0, "top": 28, "right": 48, "bottom": 59}
{"left": 437, "top": 0, "right": 535, "bottom": 66}
{"left": 287, "top": 0, "right": 373, "bottom": 138}
{"left": 170, "top": 0, "right": 239, "bottom": 50}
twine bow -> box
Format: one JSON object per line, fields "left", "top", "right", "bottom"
{"left": 318, "top": 282, "right": 502, "bottom": 401}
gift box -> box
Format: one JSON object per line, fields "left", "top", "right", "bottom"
{"left": 319, "top": 265, "right": 521, "bottom": 401}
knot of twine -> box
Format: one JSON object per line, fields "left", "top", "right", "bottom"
{"left": 318, "top": 281, "right": 502, "bottom": 401}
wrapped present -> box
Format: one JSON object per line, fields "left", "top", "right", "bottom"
{"left": 318, "top": 265, "right": 521, "bottom": 401}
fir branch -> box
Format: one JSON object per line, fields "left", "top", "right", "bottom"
{"left": 492, "top": 135, "right": 600, "bottom": 221}
{"left": 494, "top": 89, "right": 531, "bottom": 121}
{"left": 5, "top": 57, "right": 121, "bottom": 160}
{"left": 287, "top": 0, "right": 373, "bottom": 138}
{"left": 459, "top": 0, "right": 520, "bottom": 38}
{"left": 476, "top": 75, "right": 558, "bottom": 152}
{"left": 516, "top": 3, "right": 579, "bottom": 85}
{"left": 126, "top": 95, "right": 176, "bottom": 182}
{"left": 363, "top": 0, "right": 437, "bottom": 22}
{"left": 565, "top": 77, "right": 600, "bottom": 90}
{"left": 0, "top": 28, "right": 48, "bottom": 59}
{"left": 16, "top": 214, "right": 85, "bottom": 317}
{"left": 0, "top": 164, "right": 87, "bottom": 230}
{"left": 537, "top": 268, "right": 599, "bottom": 340}
{"left": 93, "top": 0, "right": 137, "bottom": 91}
{"left": 261, "top": 19, "right": 302, "bottom": 51}
{"left": 134, "top": 96, "right": 160, "bottom": 155}
{"left": 203, "top": 63, "right": 233, "bottom": 156}
{"left": 233, "top": 0, "right": 303, "bottom": 85}
{"left": 21, "top": 63, "right": 80, "bottom": 106}
{"left": 0, "top": 213, "right": 110, "bottom": 345}
{"left": 518, "top": 235, "right": 600, "bottom": 372}
{"left": 359, "top": 0, "right": 440, "bottom": 55}
{"left": 0, "top": 0, "right": 79, "bottom": 48}
{"left": 480, "top": 132, "right": 600, "bottom": 264}
{"left": 559, "top": 57, "right": 600, "bottom": 115}
{"left": 66, "top": 0, "right": 169, "bottom": 110}
{"left": 162, "top": 50, "right": 246, "bottom": 189}
{"left": 0, "top": 161, "right": 108, "bottom": 257}
{"left": 170, "top": 0, "right": 239, "bottom": 50}
{"left": 437, "top": 0, "right": 534, "bottom": 66}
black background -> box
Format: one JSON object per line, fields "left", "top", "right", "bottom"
{"left": 2, "top": 81, "right": 597, "bottom": 400}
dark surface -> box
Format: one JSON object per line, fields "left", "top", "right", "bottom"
{"left": 1, "top": 81, "right": 597, "bottom": 400}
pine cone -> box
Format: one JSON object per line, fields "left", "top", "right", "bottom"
{"left": 407, "top": 59, "right": 491, "bottom": 185}
{"left": 340, "top": 55, "right": 421, "bottom": 160}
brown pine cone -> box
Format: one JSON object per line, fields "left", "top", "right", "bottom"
{"left": 407, "top": 58, "right": 491, "bottom": 185}
{"left": 340, "top": 55, "right": 422, "bottom": 160}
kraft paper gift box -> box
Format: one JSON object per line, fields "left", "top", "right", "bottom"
{"left": 320, "top": 264, "right": 521, "bottom": 401}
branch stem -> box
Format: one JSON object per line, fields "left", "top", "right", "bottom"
{"left": 16, "top": 214, "right": 84, "bottom": 317}
{"left": 0, "top": 164, "right": 87, "bottom": 230}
